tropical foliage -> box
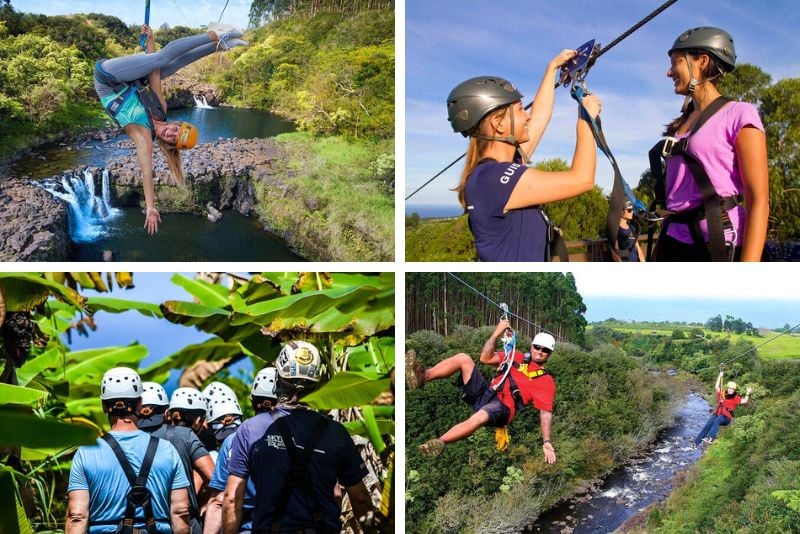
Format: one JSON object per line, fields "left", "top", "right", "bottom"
{"left": 0, "top": 272, "right": 395, "bottom": 532}
{"left": 217, "top": 8, "right": 394, "bottom": 139}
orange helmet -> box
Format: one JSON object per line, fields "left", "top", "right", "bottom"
{"left": 176, "top": 122, "right": 199, "bottom": 149}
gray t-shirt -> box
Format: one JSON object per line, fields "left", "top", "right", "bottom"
{"left": 144, "top": 424, "right": 209, "bottom": 513}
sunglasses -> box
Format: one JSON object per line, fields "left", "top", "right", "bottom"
{"left": 532, "top": 344, "right": 553, "bottom": 355}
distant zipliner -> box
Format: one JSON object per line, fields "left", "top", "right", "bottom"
{"left": 93, "top": 23, "right": 247, "bottom": 235}
{"left": 693, "top": 368, "right": 751, "bottom": 447}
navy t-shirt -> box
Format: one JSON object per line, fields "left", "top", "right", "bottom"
{"left": 246, "top": 409, "right": 368, "bottom": 532}
{"left": 464, "top": 159, "right": 549, "bottom": 261}
{"left": 617, "top": 225, "right": 639, "bottom": 262}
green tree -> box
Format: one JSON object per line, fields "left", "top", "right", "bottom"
{"left": 718, "top": 63, "right": 772, "bottom": 105}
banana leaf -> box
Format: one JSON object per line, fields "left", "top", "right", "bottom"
{"left": 170, "top": 273, "right": 231, "bottom": 308}
{"left": 0, "top": 272, "right": 86, "bottom": 311}
{"left": 346, "top": 337, "right": 394, "bottom": 374}
{"left": 0, "top": 410, "right": 98, "bottom": 447}
{"left": 16, "top": 348, "right": 62, "bottom": 386}
{"left": 234, "top": 274, "right": 284, "bottom": 302}
{"left": 302, "top": 371, "right": 391, "bottom": 410}
{"left": 0, "top": 466, "right": 33, "bottom": 534}
{"left": 229, "top": 285, "right": 395, "bottom": 337}
{"left": 139, "top": 338, "right": 248, "bottom": 383}
{"left": 51, "top": 345, "right": 149, "bottom": 386}
{"left": 86, "top": 297, "right": 163, "bottom": 318}
{"left": 0, "top": 384, "right": 48, "bottom": 406}
{"left": 343, "top": 418, "right": 395, "bottom": 441}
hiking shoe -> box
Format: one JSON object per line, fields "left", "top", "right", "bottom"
{"left": 217, "top": 37, "right": 248, "bottom": 51}
{"left": 419, "top": 438, "right": 445, "bottom": 457}
{"left": 405, "top": 350, "right": 426, "bottom": 390}
{"left": 208, "top": 21, "right": 244, "bottom": 39}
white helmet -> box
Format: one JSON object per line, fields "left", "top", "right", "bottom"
{"left": 531, "top": 332, "right": 556, "bottom": 352}
{"left": 101, "top": 367, "right": 142, "bottom": 400}
{"left": 726, "top": 381, "right": 738, "bottom": 390}
{"left": 251, "top": 367, "right": 278, "bottom": 399}
{"left": 202, "top": 381, "right": 237, "bottom": 404}
{"left": 141, "top": 382, "right": 169, "bottom": 406}
{"left": 276, "top": 341, "right": 322, "bottom": 382}
{"left": 169, "top": 387, "right": 207, "bottom": 412}
{"left": 206, "top": 394, "right": 242, "bottom": 423}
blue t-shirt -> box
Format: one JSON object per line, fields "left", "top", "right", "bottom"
{"left": 464, "top": 159, "right": 549, "bottom": 261}
{"left": 68, "top": 430, "right": 190, "bottom": 533}
{"left": 245, "top": 409, "right": 368, "bottom": 532}
{"left": 209, "top": 432, "right": 257, "bottom": 530}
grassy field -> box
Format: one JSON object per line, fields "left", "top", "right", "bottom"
{"left": 590, "top": 324, "right": 800, "bottom": 360}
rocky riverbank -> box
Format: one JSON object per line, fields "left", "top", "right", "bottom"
{"left": 2, "top": 137, "right": 309, "bottom": 261}
{"left": 0, "top": 179, "right": 69, "bottom": 261}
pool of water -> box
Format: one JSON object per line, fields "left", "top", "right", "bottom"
{"left": 72, "top": 207, "right": 304, "bottom": 262}
{"left": 8, "top": 106, "right": 302, "bottom": 260}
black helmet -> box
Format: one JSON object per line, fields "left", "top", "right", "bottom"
{"left": 669, "top": 27, "right": 736, "bottom": 72}
{"left": 447, "top": 76, "right": 523, "bottom": 137}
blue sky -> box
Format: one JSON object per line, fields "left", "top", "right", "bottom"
{"left": 571, "top": 265, "right": 800, "bottom": 327}
{"left": 11, "top": 0, "right": 251, "bottom": 30}
{"left": 405, "top": 0, "right": 800, "bottom": 208}
{"left": 64, "top": 272, "right": 249, "bottom": 393}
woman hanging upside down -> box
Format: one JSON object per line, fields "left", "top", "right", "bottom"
{"left": 407, "top": 319, "right": 557, "bottom": 463}
{"left": 694, "top": 369, "right": 751, "bottom": 446}
{"left": 94, "top": 23, "right": 247, "bottom": 234}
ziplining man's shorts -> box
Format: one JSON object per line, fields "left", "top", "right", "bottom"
{"left": 456, "top": 366, "right": 510, "bottom": 427}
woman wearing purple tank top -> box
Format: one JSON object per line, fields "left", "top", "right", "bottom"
{"left": 655, "top": 27, "right": 768, "bottom": 262}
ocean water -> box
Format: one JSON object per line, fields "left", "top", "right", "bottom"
{"left": 406, "top": 203, "right": 462, "bottom": 218}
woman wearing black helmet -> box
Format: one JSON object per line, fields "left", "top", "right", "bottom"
{"left": 654, "top": 27, "right": 768, "bottom": 261}
{"left": 612, "top": 200, "right": 645, "bottom": 262}
{"left": 448, "top": 50, "right": 602, "bottom": 262}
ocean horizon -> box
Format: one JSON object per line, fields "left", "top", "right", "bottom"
{"left": 406, "top": 203, "right": 462, "bottom": 218}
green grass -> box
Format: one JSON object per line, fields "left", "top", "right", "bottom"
{"left": 264, "top": 132, "right": 394, "bottom": 261}
{"left": 405, "top": 215, "right": 475, "bottom": 261}
{"left": 592, "top": 324, "right": 800, "bottom": 360}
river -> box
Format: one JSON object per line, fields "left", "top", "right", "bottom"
{"left": 9, "top": 105, "right": 301, "bottom": 261}
{"left": 531, "top": 392, "right": 711, "bottom": 533}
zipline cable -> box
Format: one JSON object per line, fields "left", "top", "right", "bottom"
{"left": 218, "top": 0, "right": 231, "bottom": 22}
{"left": 691, "top": 321, "right": 800, "bottom": 373}
{"left": 405, "top": 0, "right": 681, "bottom": 201}
{"left": 446, "top": 272, "right": 592, "bottom": 353}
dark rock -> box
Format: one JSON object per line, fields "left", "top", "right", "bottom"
{"left": 0, "top": 179, "right": 69, "bottom": 261}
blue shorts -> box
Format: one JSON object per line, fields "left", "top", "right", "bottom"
{"left": 457, "top": 366, "right": 510, "bottom": 427}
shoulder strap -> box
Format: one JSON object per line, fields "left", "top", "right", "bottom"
{"left": 101, "top": 434, "right": 160, "bottom": 534}
{"left": 270, "top": 414, "right": 331, "bottom": 534}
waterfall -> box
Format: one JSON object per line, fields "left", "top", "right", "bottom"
{"left": 37, "top": 169, "right": 118, "bottom": 243}
{"left": 193, "top": 94, "right": 214, "bottom": 109}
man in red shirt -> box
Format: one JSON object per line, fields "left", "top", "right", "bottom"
{"left": 407, "top": 319, "right": 557, "bottom": 462}
{"left": 694, "top": 370, "right": 751, "bottom": 447}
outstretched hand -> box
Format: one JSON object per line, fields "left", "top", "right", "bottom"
{"left": 495, "top": 319, "right": 511, "bottom": 336}
{"left": 580, "top": 94, "right": 602, "bottom": 120}
{"left": 141, "top": 24, "right": 154, "bottom": 42}
{"left": 144, "top": 206, "right": 161, "bottom": 235}
{"left": 543, "top": 442, "right": 557, "bottom": 464}
{"left": 550, "top": 48, "right": 578, "bottom": 70}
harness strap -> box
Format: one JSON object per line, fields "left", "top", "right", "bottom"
{"left": 100, "top": 434, "right": 160, "bottom": 534}
{"left": 94, "top": 60, "right": 165, "bottom": 139}
{"left": 571, "top": 85, "right": 653, "bottom": 259}
{"left": 648, "top": 96, "right": 736, "bottom": 261}
{"left": 270, "top": 415, "right": 332, "bottom": 534}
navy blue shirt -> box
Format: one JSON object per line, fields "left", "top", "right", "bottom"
{"left": 464, "top": 159, "right": 548, "bottom": 261}
{"left": 245, "top": 409, "right": 368, "bottom": 532}
{"left": 617, "top": 225, "right": 639, "bottom": 261}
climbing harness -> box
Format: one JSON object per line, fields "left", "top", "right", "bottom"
{"left": 139, "top": 0, "right": 151, "bottom": 51}
{"left": 647, "top": 97, "right": 740, "bottom": 261}
{"left": 405, "top": 0, "right": 681, "bottom": 202}
{"left": 492, "top": 303, "right": 516, "bottom": 392}
{"left": 569, "top": 78, "right": 661, "bottom": 260}
{"left": 94, "top": 434, "right": 160, "bottom": 534}
{"left": 94, "top": 61, "right": 166, "bottom": 136}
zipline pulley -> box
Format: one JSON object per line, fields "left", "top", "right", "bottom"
{"left": 557, "top": 39, "right": 601, "bottom": 89}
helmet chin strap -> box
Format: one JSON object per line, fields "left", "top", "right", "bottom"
{"left": 681, "top": 53, "right": 699, "bottom": 113}
{"left": 470, "top": 107, "right": 530, "bottom": 164}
